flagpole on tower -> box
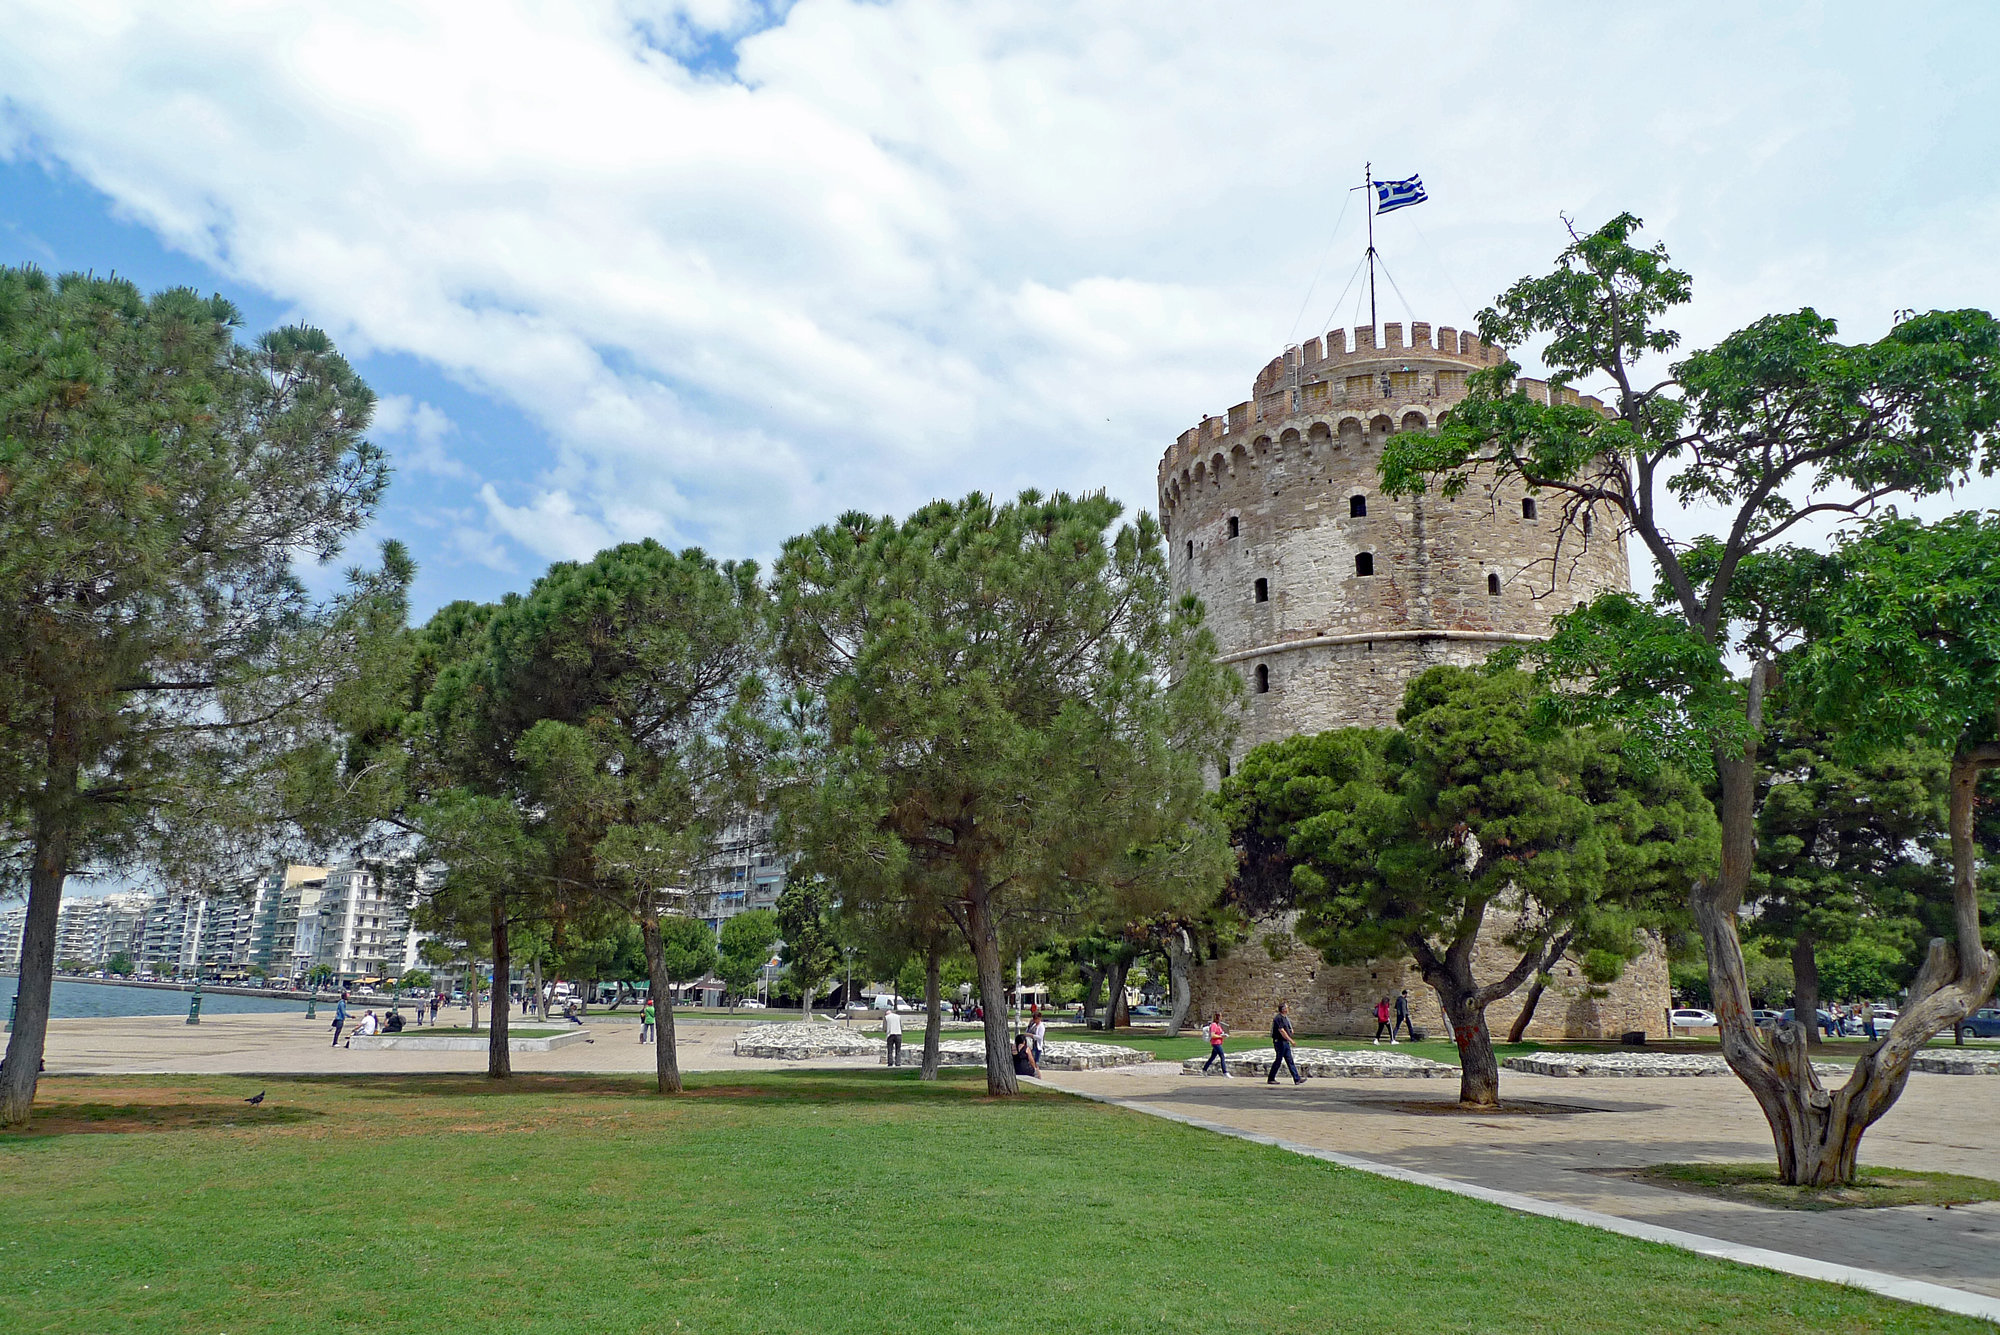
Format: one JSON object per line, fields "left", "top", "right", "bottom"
{"left": 1364, "top": 162, "right": 1378, "bottom": 336}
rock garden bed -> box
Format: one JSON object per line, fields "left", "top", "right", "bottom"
{"left": 1181, "top": 1047, "right": 1455, "bottom": 1079}
{"left": 1504, "top": 1052, "right": 1846, "bottom": 1078}
{"left": 733, "top": 1023, "right": 885, "bottom": 1059}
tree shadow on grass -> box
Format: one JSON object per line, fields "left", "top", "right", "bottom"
{"left": 277, "top": 1067, "right": 1024, "bottom": 1107}
{"left": 1, "top": 1102, "right": 323, "bottom": 1141}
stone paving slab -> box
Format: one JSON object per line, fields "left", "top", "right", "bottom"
{"left": 1505, "top": 1052, "right": 1848, "bottom": 1079}
{"left": 1181, "top": 1047, "right": 1456, "bottom": 1079}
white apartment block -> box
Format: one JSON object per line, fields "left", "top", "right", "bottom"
{"left": 690, "top": 810, "right": 791, "bottom": 934}
{"left": 0, "top": 906, "right": 24, "bottom": 972}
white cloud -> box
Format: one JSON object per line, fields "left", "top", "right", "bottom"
{"left": 2, "top": 1, "right": 1997, "bottom": 576}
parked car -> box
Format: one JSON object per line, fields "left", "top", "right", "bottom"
{"left": 735, "top": 999, "right": 766, "bottom": 1010}
{"left": 1779, "top": 1008, "right": 1840, "bottom": 1032}
{"left": 1668, "top": 1008, "right": 1718, "bottom": 1029}
{"left": 1751, "top": 1009, "right": 1784, "bottom": 1028}
{"left": 1958, "top": 1008, "right": 2000, "bottom": 1039}
{"left": 1129, "top": 1004, "right": 1164, "bottom": 1017}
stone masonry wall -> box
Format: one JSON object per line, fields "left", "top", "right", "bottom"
{"left": 1160, "top": 321, "right": 1661, "bottom": 1040}
{"left": 1188, "top": 919, "right": 1671, "bottom": 1042}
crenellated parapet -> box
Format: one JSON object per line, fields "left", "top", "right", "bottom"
{"left": 1158, "top": 320, "right": 1607, "bottom": 495}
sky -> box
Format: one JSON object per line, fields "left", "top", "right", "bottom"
{"left": 3, "top": 0, "right": 1999, "bottom": 625}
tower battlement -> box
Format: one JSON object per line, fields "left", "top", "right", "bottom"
{"left": 1159, "top": 320, "right": 1605, "bottom": 487}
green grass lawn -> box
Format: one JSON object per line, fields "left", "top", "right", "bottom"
{"left": 0, "top": 1072, "right": 1983, "bottom": 1334}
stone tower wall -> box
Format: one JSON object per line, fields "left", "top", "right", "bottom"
{"left": 1160, "top": 320, "right": 1666, "bottom": 1039}
{"left": 1159, "top": 321, "right": 1629, "bottom": 756}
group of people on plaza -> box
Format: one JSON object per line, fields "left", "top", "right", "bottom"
{"left": 1197, "top": 1000, "right": 1326, "bottom": 1085}
{"left": 326, "top": 990, "right": 457, "bottom": 1046}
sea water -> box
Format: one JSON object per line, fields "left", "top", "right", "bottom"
{"left": 1, "top": 976, "right": 314, "bottom": 1020}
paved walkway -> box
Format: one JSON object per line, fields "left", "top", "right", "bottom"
{"left": 1042, "top": 1059, "right": 2000, "bottom": 1308}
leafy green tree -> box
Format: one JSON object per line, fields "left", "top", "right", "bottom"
{"left": 1749, "top": 699, "right": 1948, "bottom": 1042}
{"left": 105, "top": 953, "right": 134, "bottom": 978}
{"left": 400, "top": 969, "right": 433, "bottom": 992}
{"left": 0, "top": 268, "right": 391, "bottom": 1127}
{"left": 773, "top": 492, "right": 1239, "bottom": 1094}
{"left": 776, "top": 879, "right": 840, "bottom": 1019}
{"left": 656, "top": 914, "right": 719, "bottom": 1003}
{"left": 718, "top": 908, "right": 780, "bottom": 1007}
{"left": 1224, "top": 667, "right": 1716, "bottom": 1106}
{"left": 1380, "top": 215, "right": 2000, "bottom": 1177}
{"left": 305, "top": 964, "right": 336, "bottom": 990}
{"left": 247, "top": 964, "right": 269, "bottom": 983}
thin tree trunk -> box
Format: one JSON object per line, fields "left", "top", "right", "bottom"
{"left": 640, "top": 909, "right": 684, "bottom": 1094}
{"left": 920, "top": 942, "right": 943, "bottom": 1081}
{"left": 1506, "top": 977, "right": 1546, "bottom": 1045}
{"left": 1790, "top": 933, "right": 1822, "bottom": 1049}
{"left": 0, "top": 805, "right": 73, "bottom": 1127}
{"left": 1163, "top": 929, "right": 1194, "bottom": 1037}
{"left": 487, "top": 897, "right": 511, "bottom": 1079}
{"left": 961, "top": 883, "right": 1017, "bottom": 1095}
{"left": 470, "top": 965, "right": 480, "bottom": 1032}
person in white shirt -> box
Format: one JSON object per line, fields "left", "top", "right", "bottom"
{"left": 1028, "top": 1015, "right": 1048, "bottom": 1066}
{"left": 882, "top": 1007, "right": 904, "bottom": 1067}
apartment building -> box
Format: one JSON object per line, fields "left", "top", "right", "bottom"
{"left": 689, "top": 811, "right": 791, "bottom": 933}
{"left": 0, "top": 906, "right": 24, "bottom": 972}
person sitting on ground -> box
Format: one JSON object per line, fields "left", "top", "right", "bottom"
{"left": 1012, "top": 1033, "right": 1040, "bottom": 1078}
{"left": 384, "top": 1010, "right": 405, "bottom": 1033}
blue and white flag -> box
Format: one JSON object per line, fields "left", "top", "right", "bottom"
{"left": 1374, "top": 174, "right": 1427, "bottom": 214}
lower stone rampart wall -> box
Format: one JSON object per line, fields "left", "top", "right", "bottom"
{"left": 1188, "top": 919, "right": 1670, "bottom": 1041}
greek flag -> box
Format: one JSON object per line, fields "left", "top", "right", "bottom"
{"left": 1374, "top": 174, "right": 1427, "bottom": 214}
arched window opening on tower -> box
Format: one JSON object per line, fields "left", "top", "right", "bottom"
{"left": 1220, "top": 757, "right": 1232, "bottom": 778}
{"left": 1254, "top": 578, "right": 1269, "bottom": 603}
{"left": 1355, "top": 553, "right": 1374, "bottom": 577}
{"left": 1254, "top": 664, "right": 1269, "bottom": 694}
{"left": 1522, "top": 497, "right": 1538, "bottom": 520}
{"left": 1228, "top": 516, "right": 1240, "bottom": 538}
{"left": 1350, "top": 495, "right": 1367, "bottom": 517}
{"left": 1487, "top": 572, "right": 1501, "bottom": 597}
{"left": 1186, "top": 540, "right": 1194, "bottom": 559}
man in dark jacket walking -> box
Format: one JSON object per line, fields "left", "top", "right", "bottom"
{"left": 1392, "top": 989, "right": 1416, "bottom": 1042}
{"left": 1267, "top": 1002, "right": 1306, "bottom": 1085}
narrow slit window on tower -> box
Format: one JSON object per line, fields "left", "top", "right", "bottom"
{"left": 1521, "top": 497, "right": 1537, "bottom": 520}
{"left": 1350, "top": 494, "right": 1367, "bottom": 517}
{"left": 1487, "top": 572, "right": 1501, "bottom": 597}
{"left": 1254, "top": 578, "right": 1269, "bottom": 603}
{"left": 1219, "top": 757, "right": 1232, "bottom": 778}
{"left": 1227, "top": 515, "right": 1240, "bottom": 538}
{"left": 1355, "top": 553, "right": 1374, "bottom": 577}
{"left": 1186, "top": 539, "right": 1194, "bottom": 559}
{"left": 1254, "top": 664, "right": 1269, "bottom": 694}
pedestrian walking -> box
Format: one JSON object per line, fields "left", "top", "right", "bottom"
{"left": 639, "top": 998, "right": 656, "bottom": 1044}
{"left": 1391, "top": 989, "right": 1416, "bottom": 1042}
{"left": 330, "top": 992, "right": 349, "bottom": 1047}
{"left": 883, "top": 1006, "right": 903, "bottom": 1067}
{"left": 1200, "top": 1011, "right": 1232, "bottom": 1077}
{"left": 1372, "top": 996, "right": 1393, "bottom": 1044}
{"left": 1267, "top": 1002, "right": 1306, "bottom": 1084}
{"left": 1028, "top": 1014, "right": 1047, "bottom": 1065}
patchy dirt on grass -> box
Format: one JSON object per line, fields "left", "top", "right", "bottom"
{"left": 1367, "top": 1097, "right": 1604, "bottom": 1117}
{"left": 1634, "top": 1162, "right": 2000, "bottom": 1211}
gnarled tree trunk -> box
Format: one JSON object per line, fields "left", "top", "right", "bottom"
{"left": 1078, "top": 963, "right": 1105, "bottom": 1024}
{"left": 487, "top": 898, "right": 511, "bottom": 1079}
{"left": 1104, "top": 959, "right": 1131, "bottom": 1031}
{"left": 1701, "top": 747, "right": 1999, "bottom": 1186}
{"left": 1163, "top": 929, "right": 1194, "bottom": 1037}
{"left": 1506, "top": 930, "right": 1574, "bottom": 1045}
{"left": 1415, "top": 916, "right": 1547, "bottom": 1108}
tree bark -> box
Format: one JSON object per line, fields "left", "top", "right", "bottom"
{"left": 1078, "top": 964, "right": 1104, "bottom": 1024}
{"left": 1104, "top": 959, "right": 1131, "bottom": 1031}
{"left": 1790, "top": 933, "right": 1822, "bottom": 1049}
{"left": 1163, "top": 929, "right": 1194, "bottom": 1037}
{"left": 1698, "top": 744, "right": 2000, "bottom": 1186}
{"left": 0, "top": 806, "right": 73, "bottom": 1127}
{"left": 640, "top": 909, "right": 685, "bottom": 1094}
{"left": 1506, "top": 977, "right": 1546, "bottom": 1046}
{"left": 920, "top": 942, "right": 943, "bottom": 1081}
{"left": 960, "top": 882, "right": 1018, "bottom": 1095}
{"left": 487, "top": 897, "right": 511, "bottom": 1079}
